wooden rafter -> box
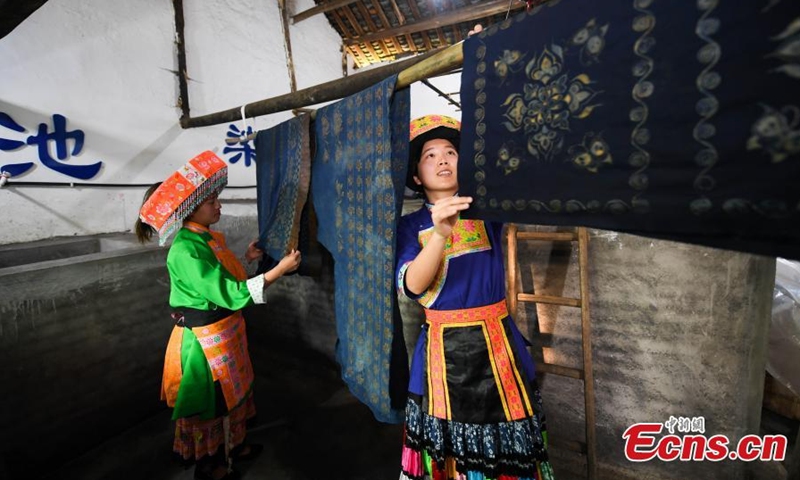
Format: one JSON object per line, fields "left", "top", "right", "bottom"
{"left": 278, "top": 0, "right": 298, "bottom": 92}
{"left": 369, "top": 0, "right": 392, "bottom": 30}
{"left": 339, "top": 4, "right": 382, "bottom": 64}
{"left": 406, "top": 0, "right": 433, "bottom": 50}
{"left": 329, "top": 6, "right": 371, "bottom": 67}
{"left": 172, "top": 0, "right": 190, "bottom": 122}
{"left": 355, "top": 0, "right": 398, "bottom": 57}
{"left": 404, "top": 32, "right": 418, "bottom": 53}
{"left": 388, "top": 0, "right": 405, "bottom": 25}
{"left": 292, "top": 0, "right": 357, "bottom": 24}
{"left": 328, "top": 7, "right": 357, "bottom": 66}
{"left": 295, "top": 0, "right": 551, "bottom": 66}
{"left": 345, "top": 0, "right": 524, "bottom": 46}
{"left": 423, "top": 0, "right": 448, "bottom": 49}
{"left": 443, "top": 0, "right": 461, "bottom": 43}
{"left": 370, "top": 0, "right": 406, "bottom": 54}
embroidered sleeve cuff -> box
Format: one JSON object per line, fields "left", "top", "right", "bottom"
{"left": 246, "top": 275, "right": 267, "bottom": 304}
{"left": 397, "top": 262, "right": 423, "bottom": 300}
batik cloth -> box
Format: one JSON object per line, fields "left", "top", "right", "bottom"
{"left": 254, "top": 114, "right": 311, "bottom": 261}
{"left": 459, "top": 0, "right": 800, "bottom": 260}
{"left": 311, "top": 74, "right": 410, "bottom": 424}
{"left": 139, "top": 151, "right": 228, "bottom": 246}
{"left": 396, "top": 204, "right": 553, "bottom": 480}
{"left": 161, "top": 222, "right": 263, "bottom": 459}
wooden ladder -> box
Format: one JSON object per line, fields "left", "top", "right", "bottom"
{"left": 506, "top": 225, "right": 597, "bottom": 480}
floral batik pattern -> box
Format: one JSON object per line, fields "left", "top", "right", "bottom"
{"left": 458, "top": 0, "right": 800, "bottom": 260}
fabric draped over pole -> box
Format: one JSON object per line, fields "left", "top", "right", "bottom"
{"left": 254, "top": 114, "right": 311, "bottom": 261}
{"left": 458, "top": 0, "right": 800, "bottom": 260}
{"left": 311, "top": 74, "right": 411, "bottom": 423}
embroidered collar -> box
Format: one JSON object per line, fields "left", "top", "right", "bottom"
{"left": 184, "top": 221, "right": 210, "bottom": 234}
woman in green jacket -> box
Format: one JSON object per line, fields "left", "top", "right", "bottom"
{"left": 136, "top": 151, "right": 300, "bottom": 480}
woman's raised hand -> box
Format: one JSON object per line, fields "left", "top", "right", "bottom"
{"left": 430, "top": 196, "right": 472, "bottom": 239}
{"left": 278, "top": 249, "right": 302, "bottom": 274}
{"left": 245, "top": 240, "right": 264, "bottom": 264}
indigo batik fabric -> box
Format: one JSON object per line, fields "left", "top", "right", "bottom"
{"left": 311, "top": 75, "right": 410, "bottom": 423}
{"left": 254, "top": 114, "right": 311, "bottom": 261}
{"left": 459, "top": 0, "right": 800, "bottom": 260}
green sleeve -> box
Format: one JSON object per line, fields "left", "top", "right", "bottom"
{"left": 167, "top": 232, "right": 255, "bottom": 311}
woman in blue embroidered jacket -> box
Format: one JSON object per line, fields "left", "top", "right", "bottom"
{"left": 396, "top": 115, "right": 554, "bottom": 480}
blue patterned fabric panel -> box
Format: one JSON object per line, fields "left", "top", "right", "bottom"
{"left": 312, "top": 75, "right": 410, "bottom": 423}
{"left": 459, "top": 0, "right": 800, "bottom": 259}
{"left": 254, "top": 114, "right": 311, "bottom": 261}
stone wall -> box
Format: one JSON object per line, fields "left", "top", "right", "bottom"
{"left": 0, "top": 240, "right": 171, "bottom": 478}
{"left": 510, "top": 226, "right": 776, "bottom": 480}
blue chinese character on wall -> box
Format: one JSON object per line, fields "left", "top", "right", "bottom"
{"left": 0, "top": 112, "right": 103, "bottom": 180}
{"left": 222, "top": 123, "right": 255, "bottom": 167}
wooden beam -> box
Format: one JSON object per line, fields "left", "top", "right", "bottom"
{"left": 292, "top": 0, "right": 358, "bottom": 24}
{"left": 339, "top": 3, "right": 383, "bottom": 64}
{"left": 387, "top": 0, "right": 405, "bottom": 25}
{"left": 406, "top": 0, "right": 433, "bottom": 50}
{"left": 517, "top": 293, "right": 582, "bottom": 308}
{"left": 537, "top": 362, "right": 584, "bottom": 380}
{"left": 278, "top": 0, "right": 298, "bottom": 93}
{"left": 172, "top": 0, "right": 191, "bottom": 123}
{"left": 403, "top": 33, "right": 418, "bottom": 54}
{"left": 517, "top": 231, "right": 578, "bottom": 242}
{"left": 578, "top": 226, "right": 598, "bottom": 480}
{"left": 423, "top": 0, "right": 448, "bottom": 50}
{"left": 367, "top": 0, "right": 404, "bottom": 56}
{"left": 346, "top": 0, "right": 525, "bottom": 46}
{"left": 329, "top": 8, "right": 366, "bottom": 68}
{"left": 506, "top": 224, "right": 519, "bottom": 316}
{"left": 182, "top": 42, "right": 463, "bottom": 128}
{"left": 371, "top": 0, "right": 398, "bottom": 32}
{"left": 354, "top": 0, "right": 397, "bottom": 58}
{"left": 330, "top": 6, "right": 356, "bottom": 39}
{"left": 444, "top": 0, "right": 462, "bottom": 44}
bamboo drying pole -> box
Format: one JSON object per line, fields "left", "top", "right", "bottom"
{"left": 185, "top": 41, "right": 464, "bottom": 131}
{"left": 395, "top": 42, "right": 463, "bottom": 91}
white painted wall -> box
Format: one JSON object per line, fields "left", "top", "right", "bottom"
{"left": 410, "top": 72, "right": 461, "bottom": 122}
{"left": 0, "top": 0, "right": 463, "bottom": 245}
{"left": 354, "top": 59, "right": 462, "bottom": 121}
{"left": 0, "top": 0, "right": 345, "bottom": 244}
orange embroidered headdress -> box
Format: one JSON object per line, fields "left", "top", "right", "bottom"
{"left": 407, "top": 114, "right": 461, "bottom": 191}
{"left": 138, "top": 151, "right": 228, "bottom": 245}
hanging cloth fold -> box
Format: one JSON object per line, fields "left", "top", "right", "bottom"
{"left": 254, "top": 114, "right": 312, "bottom": 261}
{"left": 312, "top": 74, "right": 410, "bottom": 424}
{"left": 459, "top": 0, "right": 800, "bottom": 260}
